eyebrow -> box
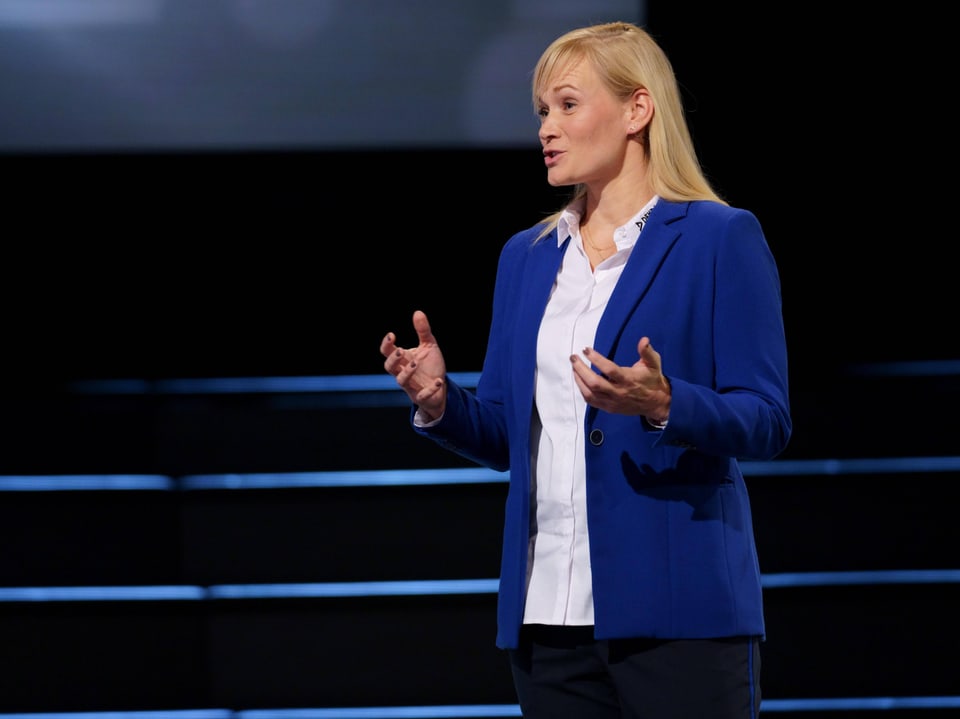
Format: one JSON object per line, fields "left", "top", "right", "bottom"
{"left": 537, "top": 82, "right": 580, "bottom": 104}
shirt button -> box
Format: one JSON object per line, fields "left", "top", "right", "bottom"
{"left": 589, "top": 429, "right": 604, "bottom": 446}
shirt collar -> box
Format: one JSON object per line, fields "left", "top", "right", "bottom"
{"left": 557, "top": 200, "right": 585, "bottom": 248}
{"left": 557, "top": 195, "right": 660, "bottom": 249}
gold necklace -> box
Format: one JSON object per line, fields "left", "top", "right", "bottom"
{"left": 582, "top": 222, "right": 613, "bottom": 258}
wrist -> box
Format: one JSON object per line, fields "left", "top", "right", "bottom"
{"left": 648, "top": 377, "right": 672, "bottom": 427}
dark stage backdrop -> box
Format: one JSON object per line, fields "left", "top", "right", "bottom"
{"left": 1, "top": 1, "right": 951, "bottom": 385}
{"left": 0, "top": 5, "right": 955, "bottom": 713}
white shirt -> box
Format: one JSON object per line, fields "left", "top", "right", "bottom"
{"left": 522, "top": 196, "right": 658, "bottom": 626}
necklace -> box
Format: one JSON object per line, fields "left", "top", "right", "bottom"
{"left": 581, "top": 222, "right": 613, "bottom": 258}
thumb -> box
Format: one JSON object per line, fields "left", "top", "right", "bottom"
{"left": 638, "top": 337, "right": 661, "bottom": 370}
{"left": 412, "top": 310, "right": 436, "bottom": 344}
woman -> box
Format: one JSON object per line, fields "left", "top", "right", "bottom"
{"left": 380, "top": 20, "right": 791, "bottom": 719}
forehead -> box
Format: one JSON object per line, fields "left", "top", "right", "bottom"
{"left": 538, "top": 57, "right": 598, "bottom": 97}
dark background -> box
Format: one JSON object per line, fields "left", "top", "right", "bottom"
{"left": 1, "top": 3, "right": 957, "bottom": 717}
{"left": 3, "top": 2, "right": 953, "bottom": 387}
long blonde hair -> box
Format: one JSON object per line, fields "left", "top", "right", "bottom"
{"left": 532, "top": 21, "right": 726, "bottom": 240}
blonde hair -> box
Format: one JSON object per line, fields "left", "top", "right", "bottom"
{"left": 532, "top": 21, "right": 726, "bottom": 240}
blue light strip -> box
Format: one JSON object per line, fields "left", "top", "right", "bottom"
{"left": 0, "top": 579, "right": 500, "bottom": 603}
{"left": 0, "top": 713, "right": 234, "bottom": 719}
{"left": 0, "top": 475, "right": 174, "bottom": 491}
{"left": 239, "top": 708, "right": 521, "bottom": 718}
{"left": 2, "top": 456, "right": 956, "bottom": 492}
{"left": 1, "top": 570, "right": 958, "bottom": 603}
{"left": 2, "top": 695, "right": 960, "bottom": 718}
{"left": 63, "top": 361, "right": 960, "bottom": 395}
{"left": 845, "top": 359, "right": 960, "bottom": 376}
{"left": 207, "top": 579, "right": 500, "bottom": 599}
{"left": 0, "top": 586, "right": 208, "bottom": 602}
{"left": 761, "top": 569, "right": 960, "bottom": 588}
{"left": 762, "top": 695, "right": 960, "bottom": 711}
{"left": 180, "top": 468, "right": 507, "bottom": 490}
{"left": 67, "top": 373, "right": 482, "bottom": 395}
{"left": 741, "top": 455, "right": 960, "bottom": 475}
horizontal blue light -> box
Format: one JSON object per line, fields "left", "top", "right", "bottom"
{"left": 0, "top": 475, "right": 174, "bottom": 491}
{"left": 762, "top": 695, "right": 960, "bottom": 711}
{"left": 0, "top": 713, "right": 233, "bottom": 719}
{"left": 67, "top": 373, "right": 482, "bottom": 395}
{"left": 239, "top": 707, "right": 521, "bottom": 718}
{"left": 741, "top": 455, "right": 960, "bottom": 476}
{"left": 63, "top": 361, "right": 960, "bottom": 396}
{"left": 3, "top": 456, "right": 956, "bottom": 493}
{"left": 845, "top": 359, "right": 960, "bottom": 376}
{"left": 762, "top": 569, "right": 960, "bottom": 588}
{"left": 2, "top": 570, "right": 958, "bottom": 603}
{"left": 208, "top": 579, "right": 500, "bottom": 599}
{"left": 0, "top": 580, "right": 499, "bottom": 603}
{"left": 180, "top": 468, "right": 507, "bottom": 490}
{"left": 2, "top": 696, "right": 960, "bottom": 718}
{"left": 0, "top": 586, "right": 207, "bottom": 601}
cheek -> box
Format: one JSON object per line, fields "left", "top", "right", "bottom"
{"left": 586, "top": 123, "right": 627, "bottom": 157}
{"left": 580, "top": 112, "right": 625, "bottom": 143}
{"left": 575, "top": 121, "right": 612, "bottom": 148}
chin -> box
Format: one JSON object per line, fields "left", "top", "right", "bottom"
{"left": 546, "top": 173, "right": 573, "bottom": 188}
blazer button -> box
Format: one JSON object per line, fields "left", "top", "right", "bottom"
{"left": 589, "top": 429, "right": 604, "bottom": 446}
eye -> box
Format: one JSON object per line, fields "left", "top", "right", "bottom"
{"left": 563, "top": 100, "right": 576, "bottom": 111}
{"left": 537, "top": 106, "right": 548, "bottom": 118}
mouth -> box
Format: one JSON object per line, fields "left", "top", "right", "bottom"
{"left": 543, "top": 149, "right": 563, "bottom": 167}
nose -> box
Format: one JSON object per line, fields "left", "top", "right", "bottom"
{"left": 539, "top": 118, "right": 558, "bottom": 144}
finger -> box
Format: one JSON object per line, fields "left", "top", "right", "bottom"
{"left": 395, "top": 360, "right": 424, "bottom": 393}
{"left": 582, "top": 347, "right": 616, "bottom": 378}
{"left": 638, "top": 337, "right": 661, "bottom": 370}
{"left": 570, "top": 352, "right": 593, "bottom": 378}
{"left": 570, "top": 363, "right": 591, "bottom": 395}
{"left": 380, "top": 332, "right": 398, "bottom": 358}
{"left": 571, "top": 353, "right": 608, "bottom": 388}
{"left": 412, "top": 310, "right": 437, "bottom": 344}
{"left": 383, "top": 349, "right": 404, "bottom": 375}
{"left": 415, "top": 377, "right": 445, "bottom": 404}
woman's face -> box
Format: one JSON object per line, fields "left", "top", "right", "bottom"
{"left": 537, "top": 58, "right": 633, "bottom": 188}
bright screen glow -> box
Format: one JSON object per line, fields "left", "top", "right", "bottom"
{"left": 0, "top": 0, "right": 645, "bottom": 152}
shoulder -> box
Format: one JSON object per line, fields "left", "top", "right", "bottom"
{"left": 661, "top": 199, "right": 760, "bottom": 227}
{"left": 659, "top": 200, "right": 766, "bottom": 245}
{"left": 500, "top": 221, "right": 559, "bottom": 258}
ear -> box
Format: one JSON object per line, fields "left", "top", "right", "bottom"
{"left": 626, "top": 87, "right": 653, "bottom": 135}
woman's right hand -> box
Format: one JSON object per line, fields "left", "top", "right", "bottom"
{"left": 380, "top": 310, "right": 447, "bottom": 421}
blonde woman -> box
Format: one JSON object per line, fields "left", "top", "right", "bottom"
{"left": 381, "top": 21, "right": 790, "bottom": 718}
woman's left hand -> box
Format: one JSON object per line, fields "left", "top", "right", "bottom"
{"left": 570, "top": 336, "right": 671, "bottom": 421}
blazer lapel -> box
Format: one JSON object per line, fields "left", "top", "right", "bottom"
{"left": 593, "top": 201, "right": 686, "bottom": 358}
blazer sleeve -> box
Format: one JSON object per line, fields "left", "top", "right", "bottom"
{"left": 652, "top": 206, "right": 791, "bottom": 460}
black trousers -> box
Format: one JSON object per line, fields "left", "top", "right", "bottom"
{"left": 508, "top": 625, "right": 761, "bottom": 719}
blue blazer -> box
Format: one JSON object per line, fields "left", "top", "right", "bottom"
{"left": 415, "top": 199, "right": 792, "bottom": 650}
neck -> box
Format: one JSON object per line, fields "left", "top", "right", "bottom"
{"left": 584, "top": 170, "right": 654, "bottom": 228}
{"left": 581, "top": 219, "right": 615, "bottom": 260}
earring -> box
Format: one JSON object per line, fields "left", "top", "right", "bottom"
{"left": 629, "top": 125, "right": 639, "bottom": 133}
